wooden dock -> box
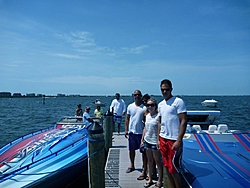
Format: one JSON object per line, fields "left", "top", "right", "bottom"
{"left": 105, "top": 132, "right": 149, "bottom": 188}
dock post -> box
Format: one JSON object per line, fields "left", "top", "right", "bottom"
{"left": 42, "top": 95, "right": 45, "bottom": 104}
{"left": 88, "top": 122, "right": 105, "bottom": 188}
{"left": 163, "top": 167, "right": 169, "bottom": 188}
{"left": 103, "top": 112, "right": 113, "bottom": 153}
{"left": 112, "top": 121, "right": 115, "bottom": 132}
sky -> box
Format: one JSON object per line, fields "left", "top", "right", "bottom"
{"left": 0, "top": 0, "right": 250, "bottom": 96}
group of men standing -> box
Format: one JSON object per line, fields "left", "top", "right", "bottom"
{"left": 78, "top": 79, "right": 187, "bottom": 188}
{"left": 110, "top": 79, "right": 187, "bottom": 188}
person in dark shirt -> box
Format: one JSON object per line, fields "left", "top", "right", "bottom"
{"left": 76, "top": 104, "right": 83, "bottom": 116}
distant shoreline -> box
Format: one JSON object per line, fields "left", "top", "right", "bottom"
{"left": 0, "top": 95, "right": 249, "bottom": 98}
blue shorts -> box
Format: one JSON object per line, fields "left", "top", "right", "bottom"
{"left": 128, "top": 133, "right": 143, "bottom": 152}
{"left": 144, "top": 140, "right": 157, "bottom": 150}
{"left": 113, "top": 115, "right": 122, "bottom": 124}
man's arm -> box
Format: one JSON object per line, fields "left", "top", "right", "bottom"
{"left": 172, "top": 112, "right": 187, "bottom": 150}
{"left": 122, "top": 100, "right": 126, "bottom": 116}
{"left": 125, "top": 114, "right": 130, "bottom": 138}
{"left": 88, "top": 117, "right": 94, "bottom": 123}
{"left": 156, "top": 116, "right": 161, "bottom": 149}
{"left": 109, "top": 100, "right": 114, "bottom": 113}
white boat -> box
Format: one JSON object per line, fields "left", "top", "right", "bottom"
{"left": 187, "top": 110, "right": 220, "bottom": 129}
{"left": 201, "top": 99, "right": 218, "bottom": 107}
{"left": 93, "top": 99, "right": 106, "bottom": 107}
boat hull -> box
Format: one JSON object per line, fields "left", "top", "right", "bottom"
{"left": 201, "top": 99, "right": 218, "bottom": 107}
{"left": 0, "top": 122, "right": 88, "bottom": 188}
{"left": 182, "top": 131, "right": 250, "bottom": 187}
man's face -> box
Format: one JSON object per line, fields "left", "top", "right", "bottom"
{"left": 133, "top": 90, "right": 142, "bottom": 101}
{"left": 115, "top": 94, "right": 120, "bottom": 99}
{"left": 161, "top": 84, "right": 172, "bottom": 100}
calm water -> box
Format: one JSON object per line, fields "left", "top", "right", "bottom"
{"left": 0, "top": 95, "right": 250, "bottom": 148}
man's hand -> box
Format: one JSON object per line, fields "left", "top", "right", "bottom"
{"left": 172, "top": 140, "right": 181, "bottom": 150}
{"left": 156, "top": 140, "right": 160, "bottom": 150}
{"left": 125, "top": 131, "right": 129, "bottom": 138}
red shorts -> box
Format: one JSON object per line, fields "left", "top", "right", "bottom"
{"left": 159, "top": 136, "right": 183, "bottom": 174}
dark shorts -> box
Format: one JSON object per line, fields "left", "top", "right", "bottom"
{"left": 113, "top": 115, "right": 122, "bottom": 124}
{"left": 128, "top": 133, "right": 143, "bottom": 152}
{"left": 144, "top": 140, "right": 157, "bottom": 150}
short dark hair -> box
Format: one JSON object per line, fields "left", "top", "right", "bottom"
{"left": 142, "top": 94, "right": 150, "bottom": 101}
{"left": 160, "top": 79, "right": 172, "bottom": 89}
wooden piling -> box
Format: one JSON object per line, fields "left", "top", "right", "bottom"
{"left": 42, "top": 95, "right": 45, "bottom": 104}
{"left": 88, "top": 122, "right": 105, "bottom": 188}
{"left": 112, "top": 121, "right": 115, "bottom": 132}
{"left": 163, "top": 167, "right": 169, "bottom": 188}
{"left": 103, "top": 114, "right": 113, "bottom": 153}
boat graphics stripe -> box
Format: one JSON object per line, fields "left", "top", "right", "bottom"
{"left": 233, "top": 134, "right": 250, "bottom": 152}
{"left": 0, "top": 130, "right": 52, "bottom": 164}
{"left": 206, "top": 134, "right": 250, "bottom": 175}
{"left": 0, "top": 137, "right": 88, "bottom": 183}
{"left": 246, "top": 134, "right": 250, "bottom": 140}
{"left": 201, "top": 134, "right": 250, "bottom": 176}
{"left": 194, "top": 134, "right": 250, "bottom": 187}
{"left": 0, "top": 124, "right": 85, "bottom": 172}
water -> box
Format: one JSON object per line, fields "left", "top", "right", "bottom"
{"left": 0, "top": 95, "right": 250, "bottom": 148}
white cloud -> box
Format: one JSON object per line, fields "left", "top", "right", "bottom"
{"left": 121, "top": 45, "right": 149, "bottom": 54}
{"left": 56, "top": 31, "right": 96, "bottom": 48}
{"left": 51, "top": 53, "right": 83, "bottom": 59}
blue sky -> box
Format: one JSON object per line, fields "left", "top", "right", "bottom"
{"left": 1, "top": 0, "right": 250, "bottom": 96}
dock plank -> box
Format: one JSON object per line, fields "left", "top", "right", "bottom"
{"left": 105, "top": 132, "right": 148, "bottom": 188}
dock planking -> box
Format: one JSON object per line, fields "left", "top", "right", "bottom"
{"left": 104, "top": 133, "right": 189, "bottom": 188}
{"left": 105, "top": 132, "right": 150, "bottom": 188}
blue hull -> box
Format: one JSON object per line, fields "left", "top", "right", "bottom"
{"left": 0, "top": 123, "right": 88, "bottom": 188}
{"left": 182, "top": 132, "right": 250, "bottom": 188}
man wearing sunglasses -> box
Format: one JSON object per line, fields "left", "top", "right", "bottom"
{"left": 157, "top": 79, "right": 187, "bottom": 188}
{"left": 125, "top": 90, "right": 148, "bottom": 180}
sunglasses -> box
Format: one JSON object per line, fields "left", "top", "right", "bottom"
{"left": 146, "top": 103, "right": 155, "bottom": 107}
{"left": 161, "top": 88, "right": 171, "bottom": 92}
{"left": 133, "top": 94, "right": 141, "bottom": 97}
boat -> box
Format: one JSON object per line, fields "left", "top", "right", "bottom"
{"left": 187, "top": 110, "right": 220, "bottom": 129}
{"left": 181, "top": 111, "right": 250, "bottom": 187}
{"left": 201, "top": 99, "right": 218, "bottom": 107}
{"left": 0, "top": 116, "right": 89, "bottom": 188}
{"left": 93, "top": 99, "right": 106, "bottom": 107}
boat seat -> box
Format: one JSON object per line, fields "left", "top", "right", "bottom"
{"left": 217, "top": 124, "right": 228, "bottom": 133}
{"left": 192, "top": 125, "right": 202, "bottom": 132}
{"left": 186, "top": 124, "right": 192, "bottom": 133}
{"left": 208, "top": 125, "right": 217, "bottom": 133}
